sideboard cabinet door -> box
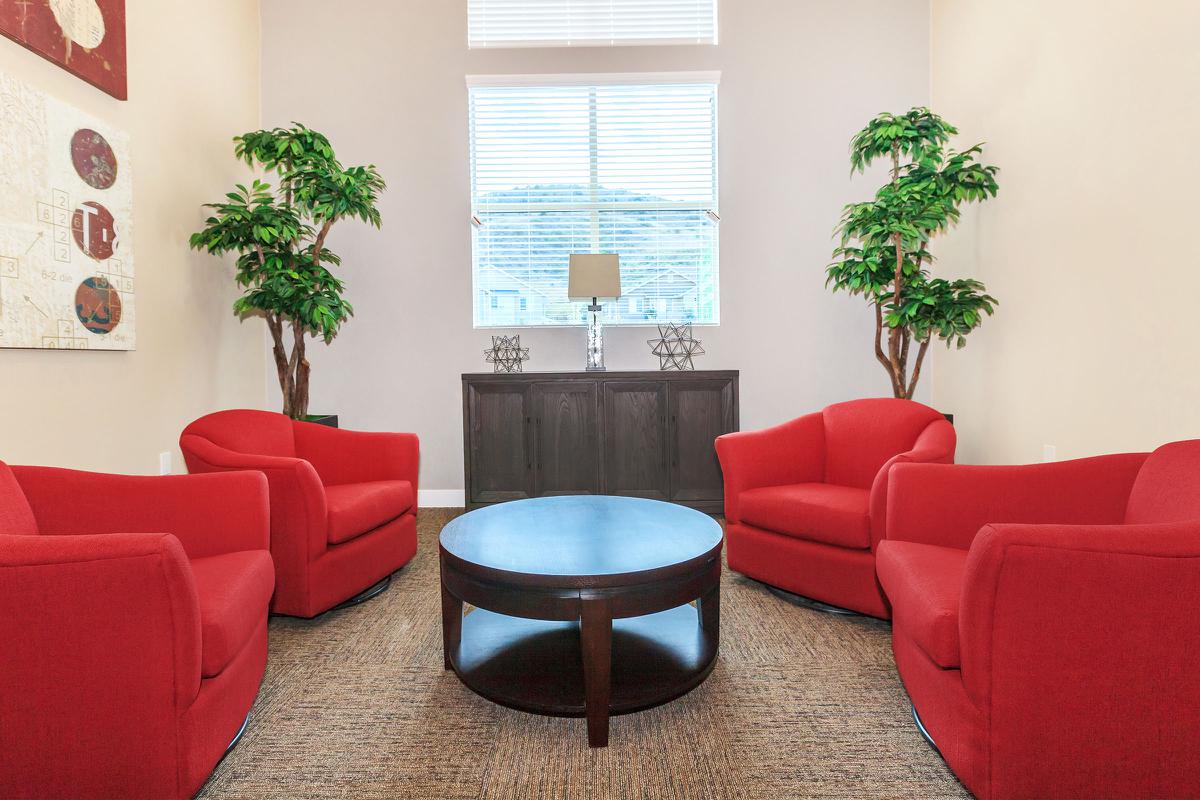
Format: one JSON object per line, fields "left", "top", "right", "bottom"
{"left": 602, "top": 381, "right": 669, "bottom": 500}
{"left": 465, "top": 382, "right": 532, "bottom": 504}
{"left": 668, "top": 379, "right": 736, "bottom": 505}
{"left": 533, "top": 381, "right": 600, "bottom": 497}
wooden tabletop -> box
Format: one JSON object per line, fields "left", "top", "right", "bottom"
{"left": 439, "top": 495, "right": 723, "bottom": 581}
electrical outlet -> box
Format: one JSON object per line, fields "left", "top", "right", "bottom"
{"left": 159, "top": 451, "right": 172, "bottom": 475}
{"left": 1042, "top": 444, "right": 1057, "bottom": 463}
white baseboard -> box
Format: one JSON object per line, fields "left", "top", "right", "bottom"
{"left": 419, "top": 489, "right": 466, "bottom": 508}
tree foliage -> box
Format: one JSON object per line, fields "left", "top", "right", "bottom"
{"left": 190, "top": 124, "right": 385, "bottom": 418}
{"left": 827, "top": 108, "right": 999, "bottom": 399}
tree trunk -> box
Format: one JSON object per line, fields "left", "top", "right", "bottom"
{"left": 267, "top": 314, "right": 295, "bottom": 417}
{"left": 291, "top": 322, "right": 310, "bottom": 419}
{"left": 874, "top": 304, "right": 903, "bottom": 398}
{"left": 903, "top": 338, "right": 932, "bottom": 399}
{"left": 264, "top": 314, "right": 313, "bottom": 419}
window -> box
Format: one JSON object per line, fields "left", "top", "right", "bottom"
{"left": 469, "top": 74, "right": 720, "bottom": 327}
{"left": 468, "top": 0, "right": 718, "bottom": 48}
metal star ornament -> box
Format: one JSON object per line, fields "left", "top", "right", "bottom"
{"left": 648, "top": 323, "right": 705, "bottom": 371}
{"left": 484, "top": 335, "right": 530, "bottom": 373}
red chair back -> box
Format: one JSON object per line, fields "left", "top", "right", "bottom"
{"left": 0, "top": 461, "right": 37, "bottom": 535}
{"left": 822, "top": 399, "right": 946, "bottom": 489}
{"left": 181, "top": 409, "right": 297, "bottom": 458}
{"left": 1125, "top": 439, "right": 1200, "bottom": 524}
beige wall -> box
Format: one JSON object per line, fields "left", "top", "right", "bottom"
{"left": 261, "top": 0, "right": 932, "bottom": 498}
{"left": 0, "top": 2, "right": 267, "bottom": 474}
{"left": 930, "top": 0, "right": 1200, "bottom": 464}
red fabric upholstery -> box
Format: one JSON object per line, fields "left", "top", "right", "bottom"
{"left": 882, "top": 441, "right": 1200, "bottom": 799}
{"left": 191, "top": 550, "right": 275, "bottom": 678}
{"left": 182, "top": 407, "right": 296, "bottom": 457}
{"left": 1125, "top": 439, "right": 1200, "bottom": 524}
{"left": 14, "top": 466, "right": 271, "bottom": 558}
{"left": 180, "top": 409, "right": 420, "bottom": 617}
{"left": 886, "top": 453, "right": 1148, "bottom": 551}
{"left": 0, "top": 463, "right": 37, "bottom": 535}
{"left": 740, "top": 483, "right": 870, "bottom": 549}
{"left": 716, "top": 412, "right": 826, "bottom": 526}
{"left": 823, "top": 398, "right": 947, "bottom": 489}
{"left": 889, "top": 628, "right": 987, "bottom": 793}
{"left": 717, "top": 398, "right": 954, "bottom": 617}
{"left": 326, "top": 480, "right": 414, "bottom": 545}
{"left": 875, "top": 541, "right": 966, "bottom": 668}
{"left": 0, "top": 462, "right": 272, "bottom": 799}
{"left": 725, "top": 521, "right": 888, "bottom": 618}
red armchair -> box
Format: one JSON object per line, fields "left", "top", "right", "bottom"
{"left": 716, "top": 398, "right": 955, "bottom": 617}
{"left": 180, "top": 409, "right": 419, "bottom": 618}
{"left": 878, "top": 442, "right": 1200, "bottom": 799}
{"left": 0, "top": 461, "right": 273, "bottom": 799}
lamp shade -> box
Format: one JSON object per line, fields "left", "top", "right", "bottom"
{"left": 568, "top": 254, "right": 622, "bottom": 300}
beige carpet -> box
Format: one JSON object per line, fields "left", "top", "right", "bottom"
{"left": 198, "top": 509, "right": 968, "bottom": 799}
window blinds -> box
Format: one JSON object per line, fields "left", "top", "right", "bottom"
{"left": 468, "top": 0, "right": 718, "bottom": 48}
{"left": 469, "top": 76, "right": 719, "bottom": 327}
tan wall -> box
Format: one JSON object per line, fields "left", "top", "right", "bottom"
{"left": 261, "top": 0, "right": 932, "bottom": 498}
{"left": 929, "top": 0, "right": 1200, "bottom": 464}
{"left": 0, "top": 1, "right": 267, "bottom": 474}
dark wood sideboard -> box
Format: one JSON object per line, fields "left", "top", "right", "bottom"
{"left": 462, "top": 370, "right": 739, "bottom": 514}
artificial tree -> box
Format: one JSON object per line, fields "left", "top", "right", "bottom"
{"left": 191, "top": 124, "right": 385, "bottom": 418}
{"left": 827, "top": 108, "right": 999, "bottom": 399}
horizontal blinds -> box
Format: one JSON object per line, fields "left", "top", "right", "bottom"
{"left": 470, "top": 80, "right": 719, "bottom": 327}
{"left": 468, "top": 0, "right": 717, "bottom": 48}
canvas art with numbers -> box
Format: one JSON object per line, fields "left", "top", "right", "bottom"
{"left": 0, "top": 72, "right": 134, "bottom": 350}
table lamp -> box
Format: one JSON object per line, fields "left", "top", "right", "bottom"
{"left": 568, "top": 254, "right": 622, "bottom": 372}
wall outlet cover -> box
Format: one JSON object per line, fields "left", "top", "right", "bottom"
{"left": 159, "top": 451, "right": 172, "bottom": 475}
{"left": 1042, "top": 444, "right": 1057, "bottom": 463}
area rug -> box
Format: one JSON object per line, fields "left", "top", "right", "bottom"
{"left": 198, "top": 509, "right": 967, "bottom": 799}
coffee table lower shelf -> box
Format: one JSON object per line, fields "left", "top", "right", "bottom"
{"left": 448, "top": 604, "right": 718, "bottom": 718}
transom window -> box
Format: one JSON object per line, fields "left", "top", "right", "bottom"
{"left": 467, "top": 0, "right": 718, "bottom": 48}
{"left": 469, "top": 74, "right": 720, "bottom": 328}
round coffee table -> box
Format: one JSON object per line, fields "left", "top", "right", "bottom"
{"left": 439, "top": 495, "right": 723, "bottom": 747}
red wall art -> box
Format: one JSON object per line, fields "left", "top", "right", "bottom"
{"left": 0, "top": 0, "right": 128, "bottom": 101}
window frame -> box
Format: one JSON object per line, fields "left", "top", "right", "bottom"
{"left": 467, "top": 0, "right": 719, "bottom": 49}
{"left": 467, "top": 72, "right": 721, "bottom": 330}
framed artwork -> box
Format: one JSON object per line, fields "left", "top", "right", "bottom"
{"left": 0, "top": 0, "right": 127, "bottom": 100}
{"left": 0, "top": 72, "right": 135, "bottom": 350}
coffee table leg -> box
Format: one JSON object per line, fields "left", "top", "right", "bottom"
{"left": 698, "top": 584, "right": 720, "bottom": 635}
{"left": 441, "top": 580, "right": 462, "bottom": 671}
{"left": 580, "top": 598, "right": 613, "bottom": 747}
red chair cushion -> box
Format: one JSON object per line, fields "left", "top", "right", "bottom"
{"left": 877, "top": 540, "right": 967, "bottom": 668}
{"left": 0, "top": 462, "right": 37, "bottom": 535}
{"left": 325, "top": 480, "right": 414, "bottom": 545}
{"left": 190, "top": 550, "right": 274, "bottom": 678}
{"left": 739, "top": 483, "right": 871, "bottom": 549}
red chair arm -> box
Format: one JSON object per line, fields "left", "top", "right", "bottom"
{"left": 179, "top": 433, "right": 305, "bottom": 473}
{"left": 868, "top": 419, "right": 956, "bottom": 549}
{"left": 292, "top": 421, "right": 420, "bottom": 492}
{"left": 956, "top": 521, "right": 1200, "bottom": 793}
{"left": 12, "top": 466, "right": 270, "bottom": 560}
{"left": 884, "top": 453, "right": 1149, "bottom": 551}
{"left": 715, "top": 412, "right": 825, "bottom": 524}
{"left": 181, "top": 433, "right": 328, "bottom": 587}
{"left": 0, "top": 532, "right": 202, "bottom": 796}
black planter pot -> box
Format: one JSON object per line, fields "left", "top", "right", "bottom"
{"left": 304, "top": 414, "right": 339, "bottom": 428}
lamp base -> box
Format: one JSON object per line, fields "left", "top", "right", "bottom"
{"left": 585, "top": 301, "right": 606, "bottom": 372}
